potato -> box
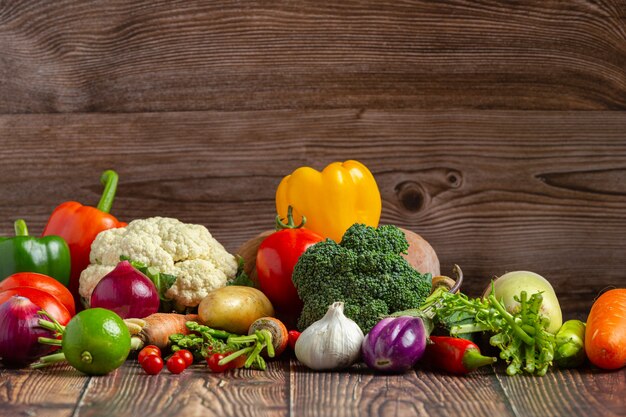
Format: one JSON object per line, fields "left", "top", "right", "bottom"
{"left": 235, "top": 230, "right": 274, "bottom": 287}
{"left": 483, "top": 270, "right": 563, "bottom": 334}
{"left": 399, "top": 227, "right": 440, "bottom": 276}
{"left": 199, "top": 286, "right": 274, "bottom": 334}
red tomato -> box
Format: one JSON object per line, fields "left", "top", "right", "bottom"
{"left": 256, "top": 228, "right": 323, "bottom": 321}
{"left": 0, "top": 287, "right": 71, "bottom": 325}
{"left": 173, "top": 349, "right": 194, "bottom": 367}
{"left": 138, "top": 345, "right": 161, "bottom": 364}
{"left": 288, "top": 330, "right": 301, "bottom": 350}
{"left": 142, "top": 355, "right": 164, "bottom": 375}
{"left": 0, "top": 272, "right": 75, "bottom": 316}
{"left": 206, "top": 353, "right": 231, "bottom": 373}
{"left": 166, "top": 355, "right": 186, "bottom": 374}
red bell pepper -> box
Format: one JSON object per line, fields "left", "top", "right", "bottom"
{"left": 424, "top": 336, "right": 496, "bottom": 375}
{"left": 42, "top": 170, "right": 126, "bottom": 308}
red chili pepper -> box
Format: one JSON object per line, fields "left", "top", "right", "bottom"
{"left": 288, "top": 330, "right": 301, "bottom": 350}
{"left": 424, "top": 336, "right": 496, "bottom": 375}
{"left": 42, "top": 170, "right": 126, "bottom": 308}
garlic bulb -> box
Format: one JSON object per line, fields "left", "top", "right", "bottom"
{"left": 294, "top": 302, "right": 364, "bottom": 370}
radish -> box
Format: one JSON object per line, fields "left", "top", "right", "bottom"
{"left": 482, "top": 271, "right": 562, "bottom": 334}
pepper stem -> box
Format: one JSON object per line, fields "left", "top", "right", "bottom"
{"left": 96, "top": 170, "right": 119, "bottom": 213}
{"left": 14, "top": 219, "right": 29, "bottom": 236}
{"left": 275, "top": 206, "right": 306, "bottom": 230}
{"left": 462, "top": 349, "right": 497, "bottom": 371}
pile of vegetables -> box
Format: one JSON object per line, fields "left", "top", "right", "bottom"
{"left": 0, "top": 161, "right": 625, "bottom": 380}
{"left": 130, "top": 314, "right": 289, "bottom": 373}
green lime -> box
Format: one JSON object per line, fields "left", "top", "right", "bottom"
{"left": 62, "top": 308, "right": 131, "bottom": 375}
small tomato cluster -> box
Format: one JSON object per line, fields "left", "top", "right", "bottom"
{"left": 138, "top": 346, "right": 250, "bottom": 374}
{"left": 138, "top": 345, "right": 193, "bottom": 375}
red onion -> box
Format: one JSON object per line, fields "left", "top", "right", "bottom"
{"left": 0, "top": 296, "right": 57, "bottom": 367}
{"left": 90, "top": 261, "right": 159, "bottom": 319}
{"left": 361, "top": 316, "right": 428, "bottom": 373}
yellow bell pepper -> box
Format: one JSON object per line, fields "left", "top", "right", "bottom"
{"left": 275, "top": 160, "right": 382, "bottom": 242}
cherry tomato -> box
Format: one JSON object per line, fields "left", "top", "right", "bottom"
{"left": 138, "top": 345, "right": 161, "bottom": 364}
{"left": 0, "top": 287, "right": 71, "bottom": 325}
{"left": 141, "top": 355, "right": 164, "bottom": 375}
{"left": 256, "top": 226, "right": 323, "bottom": 321}
{"left": 288, "top": 330, "right": 301, "bottom": 350}
{"left": 173, "top": 349, "right": 194, "bottom": 367}
{"left": 206, "top": 353, "right": 231, "bottom": 373}
{"left": 166, "top": 355, "right": 187, "bottom": 374}
{"left": 0, "top": 272, "right": 75, "bottom": 316}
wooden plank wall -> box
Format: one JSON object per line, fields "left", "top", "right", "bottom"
{"left": 2, "top": 0, "right": 626, "bottom": 112}
{"left": 1, "top": 0, "right": 626, "bottom": 319}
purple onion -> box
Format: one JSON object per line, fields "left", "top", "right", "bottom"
{"left": 90, "top": 261, "right": 159, "bottom": 319}
{"left": 0, "top": 296, "right": 57, "bottom": 367}
{"left": 361, "top": 316, "right": 427, "bottom": 373}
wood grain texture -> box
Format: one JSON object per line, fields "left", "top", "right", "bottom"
{"left": 290, "top": 360, "right": 514, "bottom": 417}
{"left": 2, "top": 360, "right": 625, "bottom": 417}
{"left": 0, "top": 364, "right": 88, "bottom": 417}
{"left": 74, "top": 361, "right": 288, "bottom": 417}
{"left": 1, "top": 0, "right": 626, "bottom": 113}
{"left": 1, "top": 110, "right": 625, "bottom": 316}
{"left": 495, "top": 366, "right": 626, "bottom": 417}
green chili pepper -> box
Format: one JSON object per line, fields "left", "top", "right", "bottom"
{"left": 0, "top": 219, "right": 71, "bottom": 286}
{"left": 554, "top": 319, "right": 586, "bottom": 368}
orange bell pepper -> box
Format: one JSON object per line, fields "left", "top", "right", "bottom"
{"left": 275, "top": 160, "right": 381, "bottom": 242}
{"left": 42, "top": 170, "right": 126, "bottom": 307}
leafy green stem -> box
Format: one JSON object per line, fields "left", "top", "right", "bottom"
{"left": 488, "top": 294, "right": 534, "bottom": 346}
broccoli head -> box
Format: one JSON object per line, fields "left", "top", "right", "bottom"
{"left": 292, "top": 223, "right": 432, "bottom": 333}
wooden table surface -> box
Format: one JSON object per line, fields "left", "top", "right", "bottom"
{"left": 2, "top": 358, "right": 625, "bottom": 417}
{"left": 1, "top": 1, "right": 626, "bottom": 416}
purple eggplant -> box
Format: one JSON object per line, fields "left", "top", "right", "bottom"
{"left": 361, "top": 316, "right": 428, "bottom": 373}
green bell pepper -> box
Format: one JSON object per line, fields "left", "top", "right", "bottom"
{"left": 0, "top": 219, "right": 71, "bottom": 286}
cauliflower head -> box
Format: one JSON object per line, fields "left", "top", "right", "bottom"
{"left": 80, "top": 217, "right": 238, "bottom": 308}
